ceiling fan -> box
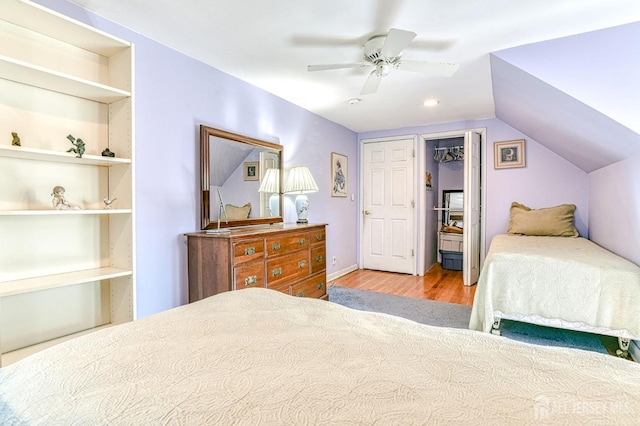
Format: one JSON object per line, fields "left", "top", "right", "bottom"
{"left": 307, "top": 28, "right": 458, "bottom": 95}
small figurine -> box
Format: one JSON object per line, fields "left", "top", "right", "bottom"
{"left": 51, "top": 186, "right": 83, "bottom": 210}
{"left": 11, "top": 132, "right": 21, "bottom": 146}
{"left": 103, "top": 197, "right": 117, "bottom": 210}
{"left": 66, "top": 134, "right": 85, "bottom": 158}
{"left": 101, "top": 148, "right": 115, "bottom": 157}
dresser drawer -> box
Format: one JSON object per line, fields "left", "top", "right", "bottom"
{"left": 310, "top": 245, "right": 326, "bottom": 274}
{"left": 265, "top": 232, "right": 309, "bottom": 257}
{"left": 266, "top": 250, "right": 310, "bottom": 287}
{"left": 309, "top": 228, "right": 325, "bottom": 246}
{"left": 291, "top": 273, "right": 327, "bottom": 299}
{"left": 234, "top": 260, "right": 265, "bottom": 290}
{"left": 233, "top": 239, "right": 265, "bottom": 265}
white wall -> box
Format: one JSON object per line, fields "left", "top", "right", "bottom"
{"left": 589, "top": 155, "right": 640, "bottom": 265}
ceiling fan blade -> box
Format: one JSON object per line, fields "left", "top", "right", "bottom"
{"left": 307, "top": 63, "right": 366, "bottom": 72}
{"left": 360, "top": 70, "right": 383, "bottom": 95}
{"left": 397, "top": 60, "right": 459, "bottom": 77}
{"left": 380, "top": 28, "right": 416, "bottom": 58}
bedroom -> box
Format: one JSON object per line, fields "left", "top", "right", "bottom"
{"left": 1, "top": 0, "right": 640, "bottom": 422}
{"left": 1, "top": 0, "right": 639, "bottom": 357}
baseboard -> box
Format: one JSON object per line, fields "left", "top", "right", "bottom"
{"left": 327, "top": 264, "right": 358, "bottom": 283}
{"left": 629, "top": 340, "right": 639, "bottom": 363}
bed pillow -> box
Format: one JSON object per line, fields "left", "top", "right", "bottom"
{"left": 224, "top": 203, "right": 251, "bottom": 220}
{"left": 507, "top": 202, "right": 578, "bottom": 237}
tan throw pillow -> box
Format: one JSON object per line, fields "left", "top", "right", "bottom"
{"left": 508, "top": 202, "right": 578, "bottom": 237}
{"left": 224, "top": 203, "right": 251, "bottom": 220}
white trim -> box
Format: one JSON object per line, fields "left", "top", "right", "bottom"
{"left": 327, "top": 264, "right": 358, "bottom": 283}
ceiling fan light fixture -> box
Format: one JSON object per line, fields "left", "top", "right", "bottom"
{"left": 375, "top": 62, "right": 390, "bottom": 77}
{"left": 423, "top": 99, "right": 439, "bottom": 107}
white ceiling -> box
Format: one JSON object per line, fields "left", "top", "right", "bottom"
{"left": 68, "top": 0, "right": 640, "bottom": 133}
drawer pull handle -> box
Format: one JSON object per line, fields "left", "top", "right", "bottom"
{"left": 244, "top": 247, "right": 256, "bottom": 256}
{"left": 299, "top": 238, "right": 306, "bottom": 245}
{"left": 244, "top": 275, "right": 257, "bottom": 286}
{"left": 317, "top": 282, "right": 324, "bottom": 290}
{"left": 315, "top": 255, "right": 323, "bottom": 263}
{"left": 272, "top": 242, "right": 281, "bottom": 251}
{"left": 296, "top": 291, "right": 304, "bottom": 297}
{"left": 298, "top": 260, "right": 307, "bottom": 268}
{"left": 315, "top": 234, "right": 322, "bottom": 241}
{"left": 272, "top": 267, "right": 282, "bottom": 277}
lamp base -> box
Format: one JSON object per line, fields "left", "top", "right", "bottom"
{"left": 295, "top": 194, "right": 310, "bottom": 223}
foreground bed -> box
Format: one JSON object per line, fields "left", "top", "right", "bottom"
{"left": 470, "top": 234, "right": 640, "bottom": 355}
{"left": 2, "top": 288, "right": 640, "bottom": 424}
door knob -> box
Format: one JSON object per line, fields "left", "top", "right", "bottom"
{"left": 363, "top": 210, "right": 370, "bottom": 215}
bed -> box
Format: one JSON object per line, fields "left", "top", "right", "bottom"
{"left": 2, "top": 288, "right": 640, "bottom": 424}
{"left": 469, "top": 234, "right": 640, "bottom": 355}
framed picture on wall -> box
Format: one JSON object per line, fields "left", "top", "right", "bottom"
{"left": 331, "top": 152, "right": 348, "bottom": 197}
{"left": 494, "top": 139, "right": 525, "bottom": 169}
{"left": 243, "top": 162, "right": 259, "bottom": 181}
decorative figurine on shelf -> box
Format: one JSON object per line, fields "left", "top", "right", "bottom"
{"left": 51, "top": 185, "right": 83, "bottom": 210}
{"left": 11, "top": 132, "right": 21, "bottom": 146}
{"left": 101, "top": 148, "right": 115, "bottom": 157}
{"left": 103, "top": 197, "right": 117, "bottom": 210}
{"left": 66, "top": 134, "right": 85, "bottom": 158}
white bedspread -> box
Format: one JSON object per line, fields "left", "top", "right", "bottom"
{"left": 470, "top": 234, "right": 640, "bottom": 338}
{"left": 2, "top": 288, "right": 640, "bottom": 425}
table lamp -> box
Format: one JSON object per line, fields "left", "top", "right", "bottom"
{"left": 258, "top": 168, "right": 280, "bottom": 216}
{"left": 284, "top": 166, "right": 318, "bottom": 223}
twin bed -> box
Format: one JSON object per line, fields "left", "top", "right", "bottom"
{"left": 471, "top": 202, "right": 640, "bottom": 357}
{"left": 1, "top": 287, "right": 640, "bottom": 424}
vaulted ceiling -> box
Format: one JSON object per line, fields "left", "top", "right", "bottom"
{"left": 66, "top": 0, "right": 640, "bottom": 171}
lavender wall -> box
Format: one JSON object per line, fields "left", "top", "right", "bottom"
{"left": 39, "top": 0, "right": 358, "bottom": 318}
{"left": 359, "top": 118, "right": 589, "bottom": 258}
{"left": 589, "top": 155, "right": 640, "bottom": 265}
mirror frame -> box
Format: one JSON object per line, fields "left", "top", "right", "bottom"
{"left": 200, "top": 125, "right": 284, "bottom": 230}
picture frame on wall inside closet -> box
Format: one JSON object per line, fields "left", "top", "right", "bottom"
{"left": 494, "top": 139, "right": 525, "bottom": 169}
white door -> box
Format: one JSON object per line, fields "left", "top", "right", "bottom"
{"left": 463, "top": 131, "right": 481, "bottom": 285}
{"left": 362, "top": 138, "right": 415, "bottom": 274}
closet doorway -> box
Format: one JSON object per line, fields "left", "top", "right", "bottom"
{"left": 420, "top": 129, "right": 484, "bottom": 286}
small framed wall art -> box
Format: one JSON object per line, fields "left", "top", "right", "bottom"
{"left": 494, "top": 139, "right": 525, "bottom": 169}
{"left": 331, "top": 152, "right": 348, "bottom": 197}
{"left": 243, "top": 162, "right": 259, "bottom": 181}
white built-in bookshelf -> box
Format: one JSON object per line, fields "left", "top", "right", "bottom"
{"left": 0, "top": 0, "right": 135, "bottom": 366}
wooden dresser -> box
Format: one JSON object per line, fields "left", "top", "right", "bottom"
{"left": 186, "top": 224, "right": 327, "bottom": 302}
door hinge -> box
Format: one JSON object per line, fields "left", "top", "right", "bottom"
{"left": 411, "top": 249, "right": 415, "bottom": 257}
{"left": 411, "top": 200, "right": 415, "bottom": 208}
{"left": 412, "top": 149, "right": 416, "bottom": 158}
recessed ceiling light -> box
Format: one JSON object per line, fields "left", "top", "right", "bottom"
{"left": 422, "top": 99, "right": 439, "bottom": 107}
{"left": 348, "top": 98, "right": 361, "bottom": 105}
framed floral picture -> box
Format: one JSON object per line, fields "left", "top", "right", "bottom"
{"left": 243, "top": 161, "right": 259, "bottom": 181}
{"left": 331, "top": 152, "right": 347, "bottom": 197}
{"left": 494, "top": 139, "right": 525, "bottom": 169}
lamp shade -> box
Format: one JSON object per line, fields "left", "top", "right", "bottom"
{"left": 283, "top": 166, "right": 318, "bottom": 194}
{"left": 258, "top": 168, "right": 280, "bottom": 193}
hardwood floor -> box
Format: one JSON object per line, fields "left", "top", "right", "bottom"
{"left": 331, "top": 263, "right": 476, "bottom": 306}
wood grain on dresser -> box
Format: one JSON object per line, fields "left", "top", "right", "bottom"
{"left": 186, "top": 224, "right": 327, "bottom": 302}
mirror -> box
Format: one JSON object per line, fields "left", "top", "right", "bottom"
{"left": 200, "top": 125, "right": 283, "bottom": 230}
{"left": 442, "top": 190, "right": 464, "bottom": 228}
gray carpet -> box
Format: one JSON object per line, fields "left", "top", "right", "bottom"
{"left": 327, "top": 285, "right": 609, "bottom": 355}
